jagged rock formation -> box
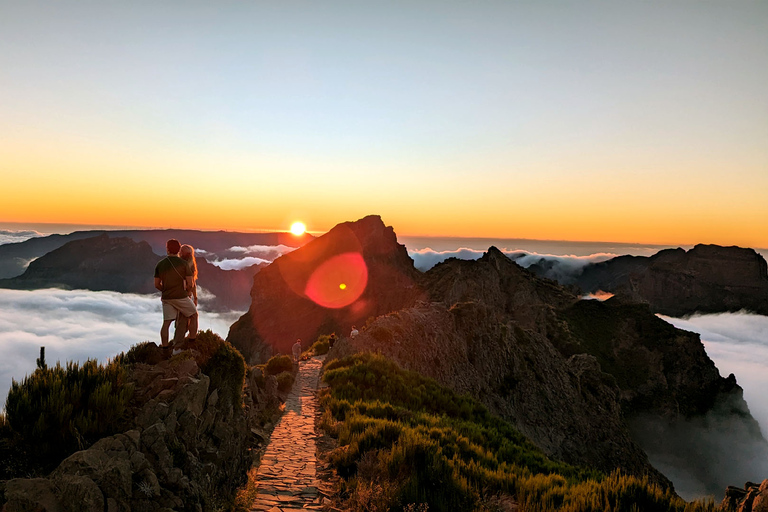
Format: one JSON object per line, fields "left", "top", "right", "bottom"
{"left": 327, "top": 244, "right": 768, "bottom": 495}
{"left": 0, "top": 342, "right": 278, "bottom": 512}
{"left": 721, "top": 480, "right": 768, "bottom": 512}
{"left": 0, "top": 234, "right": 261, "bottom": 311}
{"left": 227, "top": 215, "right": 423, "bottom": 363}
{"left": 576, "top": 244, "right": 768, "bottom": 316}
{"left": 0, "top": 229, "right": 312, "bottom": 280}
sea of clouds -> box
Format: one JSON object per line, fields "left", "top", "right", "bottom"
{"left": 0, "top": 288, "right": 242, "bottom": 408}
{"left": 197, "top": 244, "right": 297, "bottom": 271}
{"left": 408, "top": 247, "right": 616, "bottom": 283}
{"left": 663, "top": 312, "right": 768, "bottom": 437}
{"left": 636, "top": 312, "right": 768, "bottom": 499}
{"left": 0, "top": 229, "right": 45, "bottom": 246}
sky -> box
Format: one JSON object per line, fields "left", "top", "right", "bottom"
{"left": 1, "top": 1, "right": 767, "bottom": 247}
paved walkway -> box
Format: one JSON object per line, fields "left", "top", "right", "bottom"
{"left": 250, "top": 356, "right": 325, "bottom": 511}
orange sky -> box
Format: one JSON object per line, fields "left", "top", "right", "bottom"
{"left": 1, "top": 2, "right": 766, "bottom": 249}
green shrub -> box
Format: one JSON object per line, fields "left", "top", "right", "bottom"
{"left": 198, "top": 331, "right": 246, "bottom": 411}
{"left": 276, "top": 371, "right": 295, "bottom": 392}
{"left": 4, "top": 359, "right": 133, "bottom": 469}
{"left": 321, "top": 353, "right": 715, "bottom": 512}
{"left": 309, "top": 335, "right": 331, "bottom": 356}
{"left": 115, "top": 341, "right": 164, "bottom": 366}
{"left": 265, "top": 354, "right": 293, "bottom": 375}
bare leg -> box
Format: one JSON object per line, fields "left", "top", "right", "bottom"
{"left": 161, "top": 319, "right": 174, "bottom": 346}
{"left": 187, "top": 314, "right": 198, "bottom": 340}
{"left": 173, "top": 315, "right": 189, "bottom": 345}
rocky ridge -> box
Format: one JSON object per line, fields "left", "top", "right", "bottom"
{"left": 229, "top": 216, "right": 768, "bottom": 495}
{"left": 576, "top": 244, "right": 768, "bottom": 316}
{"left": 330, "top": 246, "right": 768, "bottom": 495}
{"left": 0, "top": 340, "right": 280, "bottom": 512}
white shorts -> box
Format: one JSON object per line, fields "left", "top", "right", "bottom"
{"left": 162, "top": 297, "right": 197, "bottom": 321}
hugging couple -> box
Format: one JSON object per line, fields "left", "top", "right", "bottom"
{"left": 153, "top": 238, "right": 199, "bottom": 353}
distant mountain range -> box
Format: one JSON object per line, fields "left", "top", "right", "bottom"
{"left": 0, "top": 229, "right": 313, "bottom": 311}
{"left": 0, "top": 228, "right": 312, "bottom": 280}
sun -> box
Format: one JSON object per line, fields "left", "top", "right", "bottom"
{"left": 290, "top": 221, "right": 306, "bottom": 236}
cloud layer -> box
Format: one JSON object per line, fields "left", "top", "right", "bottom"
{"left": 646, "top": 312, "right": 768, "bottom": 498}
{"left": 201, "top": 244, "right": 297, "bottom": 270}
{"left": 662, "top": 312, "right": 768, "bottom": 437}
{"left": 0, "top": 229, "right": 45, "bottom": 246}
{"left": 408, "top": 247, "right": 616, "bottom": 283}
{"left": 0, "top": 289, "right": 242, "bottom": 408}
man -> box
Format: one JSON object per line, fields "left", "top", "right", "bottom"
{"left": 292, "top": 339, "right": 302, "bottom": 364}
{"left": 154, "top": 239, "right": 197, "bottom": 348}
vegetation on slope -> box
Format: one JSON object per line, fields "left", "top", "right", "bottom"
{"left": 320, "top": 353, "right": 715, "bottom": 512}
{"left": 2, "top": 358, "right": 133, "bottom": 475}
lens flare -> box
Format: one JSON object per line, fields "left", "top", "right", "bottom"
{"left": 290, "top": 222, "right": 306, "bottom": 235}
{"left": 304, "top": 252, "right": 368, "bottom": 309}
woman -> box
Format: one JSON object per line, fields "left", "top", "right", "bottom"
{"left": 177, "top": 244, "right": 199, "bottom": 343}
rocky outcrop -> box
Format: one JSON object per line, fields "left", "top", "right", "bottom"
{"left": 330, "top": 246, "right": 768, "bottom": 495}
{"left": 721, "top": 480, "right": 768, "bottom": 512}
{"left": 0, "top": 342, "right": 278, "bottom": 512}
{"left": 576, "top": 244, "right": 768, "bottom": 316}
{"left": 227, "top": 215, "right": 424, "bottom": 363}
{"left": 0, "top": 234, "right": 261, "bottom": 311}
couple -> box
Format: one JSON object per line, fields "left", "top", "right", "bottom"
{"left": 154, "top": 238, "right": 199, "bottom": 350}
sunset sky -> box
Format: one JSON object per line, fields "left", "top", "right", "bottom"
{"left": 1, "top": 2, "right": 766, "bottom": 247}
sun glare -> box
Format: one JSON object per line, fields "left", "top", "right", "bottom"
{"left": 290, "top": 222, "right": 306, "bottom": 236}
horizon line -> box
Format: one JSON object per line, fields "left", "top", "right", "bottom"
{"left": 1, "top": 220, "right": 766, "bottom": 252}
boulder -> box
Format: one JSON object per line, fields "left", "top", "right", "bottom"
{"left": 54, "top": 475, "right": 103, "bottom": 512}
{"left": 3, "top": 478, "right": 62, "bottom": 512}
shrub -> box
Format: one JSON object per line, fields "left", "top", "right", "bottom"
{"left": 276, "top": 371, "right": 295, "bottom": 392}
{"left": 4, "top": 359, "right": 133, "bottom": 469}
{"left": 306, "top": 335, "right": 331, "bottom": 356}
{"left": 115, "top": 341, "right": 164, "bottom": 366}
{"left": 320, "top": 353, "right": 715, "bottom": 512}
{"left": 265, "top": 354, "right": 293, "bottom": 375}
{"left": 198, "top": 331, "right": 246, "bottom": 411}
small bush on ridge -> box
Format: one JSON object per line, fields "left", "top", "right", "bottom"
{"left": 276, "top": 371, "right": 295, "bottom": 392}
{"left": 198, "top": 330, "right": 246, "bottom": 411}
{"left": 265, "top": 354, "right": 293, "bottom": 375}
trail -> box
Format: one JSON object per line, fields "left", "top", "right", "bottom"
{"left": 250, "top": 356, "right": 326, "bottom": 511}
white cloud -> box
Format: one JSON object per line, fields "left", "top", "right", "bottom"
{"left": 208, "top": 257, "right": 269, "bottom": 271}
{"left": 661, "top": 312, "right": 768, "bottom": 438}
{"left": 226, "top": 244, "right": 296, "bottom": 258}
{"left": 407, "top": 247, "right": 486, "bottom": 271}
{"left": 0, "top": 229, "right": 45, "bottom": 246}
{"left": 407, "top": 247, "right": 616, "bottom": 282}
{"left": 202, "top": 244, "right": 296, "bottom": 271}
{"left": 0, "top": 289, "right": 243, "bottom": 409}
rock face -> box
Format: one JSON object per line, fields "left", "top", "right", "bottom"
{"left": 721, "top": 480, "right": 768, "bottom": 512}
{"left": 0, "top": 234, "right": 261, "bottom": 311}
{"left": 227, "top": 215, "right": 423, "bottom": 363}
{"left": 0, "top": 343, "right": 277, "bottom": 512}
{"left": 576, "top": 244, "right": 768, "bottom": 316}
{"left": 330, "top": 246, "right": 768, "bottom": 495}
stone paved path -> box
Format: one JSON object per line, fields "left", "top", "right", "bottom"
{"left": 250, "top": 356, "right": 326, "bottom": 511}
